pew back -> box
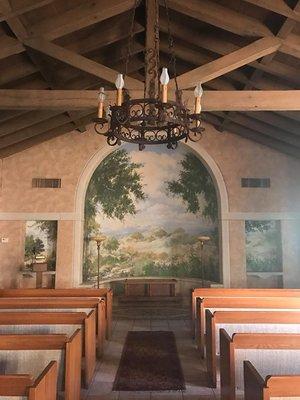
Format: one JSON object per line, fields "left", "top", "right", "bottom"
{"left": 244, "top": 360, "right": 300, "bottom": 400}
{"left": 0, "top": 374, "right": 33, "bottom": 398}
{"left": 206, "top": 310, "right": 300, "bottom": 388}
{"left": 191, "top": 289, "right": 300, "bottom": 336}
{"left": 220, "top": 330, "right": 300, "bottom": 400}
{"left": 0, "top": 289, "right": 113, "bottom": 339}
{"left": 0, "top": 311, "right": 96, "bottom": 387}
{"left": 0, "top": 330, "right": 81, "bottom": 400}
{"left": 0, "top": 361, "right": 57, "bottom": 400}
{"left": 0, "top": 297, "right": 105, "bottom": 358}
{"left": 197, "top": 297, "right": 300, "bottom": 356}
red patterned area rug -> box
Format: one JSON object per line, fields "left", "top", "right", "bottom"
{"left": 113, "top": 331, "right": 185, "bottom": 391}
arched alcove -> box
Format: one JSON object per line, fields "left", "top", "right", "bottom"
{"left": 73, "top": 141, "right": 230, "bottom": 287}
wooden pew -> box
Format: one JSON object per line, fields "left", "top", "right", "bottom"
{"left": 0, "top": 297, "right": 106, "bottom": 358}
{"left": 206, "top": 310, "right": 300, "bottom": 388}
{"left": 0, "top": 361, "right": 57, "bottom": 400}
{"left": 0, "top": 311, "right": 96, "bottom": 387}
{"left": 244, "top": 360, "right": 300, "bottom": 400}
{"left": 197, "top": 297, "right": 300, "bottom": 357}
{"left": 191, "top": 288, "right": 300, "bottom": 337}
{"left": 0, "top": 330, "right": 81, "bottom": 400}
{"left": 0, "top": 288, "right": 113, "bottom": 339}
{"left": 220, "top": 330, "right": 300, "bottom": 400}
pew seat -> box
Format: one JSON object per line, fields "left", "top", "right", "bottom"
{"left": 206, "top": 310, "right": 300, "bottom": 388}
{"left": 0, "top": 331, "right": 81, "bottom": 400}
{"left": 220, "top": 330, "right": 300, "bottom": 400}
{"left": 0, "top": 361, "right": 57, "bottom": 400}
{"left": 244, "top": 360, "right": 300, "bottom": 400}
{"left": 0, "top": 311, "right": 96, "bottom": 387}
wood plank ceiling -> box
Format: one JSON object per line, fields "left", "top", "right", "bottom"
{"left": 0, "top": 0, "right": 299, "bottom": 158}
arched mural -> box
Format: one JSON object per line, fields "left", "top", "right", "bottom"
{"left": 83, "top": 143, "right": 220, "bottom": 284}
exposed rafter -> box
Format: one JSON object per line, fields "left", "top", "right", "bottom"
{"left": 171, "top": 37, "right": 282, "bottom": 89}
{"left": 165, "top": 0, "right": 273, "bottom": 37}
{"left": 0, "top": 90, "right": 298, "bottom": 111}
{"left": 23, "top": 38, "right": 143, "bottom": 90}
{"left": 0, "top": 0, "right": 55, "bottom": 22}
{"left": 242, "top": 0, "right": 300, "bottom": 22}
{"left": 27, "top": 0, "right": 136, "bottom": 40}
{"left": 0, "top": 0, "right": 298, "bottom": 159}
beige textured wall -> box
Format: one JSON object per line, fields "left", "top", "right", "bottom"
{"left": 1, "top": 122, "right": 300, "bottom": 288}
{"left": 0, "top": 220, "right": 25, "bottom": 288}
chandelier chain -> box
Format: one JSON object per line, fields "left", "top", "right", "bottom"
{"left": 163, "top": 0, "right": 179, "bottom": 94}
{"left": 125, "top": 0, "right": 141, "bottom": 79}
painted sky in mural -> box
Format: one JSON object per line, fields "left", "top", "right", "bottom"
{"left": 83, "top": 144, "right": 219, "bottom": 283}
{"left": 245, "top": 220, "right": 282, "bottom": 273}
{"left": 97, "top": 145, "right": 214, "bottom": 236}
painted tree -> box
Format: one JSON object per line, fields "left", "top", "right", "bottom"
{"left": 166, "top": 153, "right": 218, "bottom": 222}
{"left": 25, "top": 235, "right": 45, "bottom": 264}
{"left": 34, "top": 221, "right": 57, "bottom": 270}
{"left": 83, "top": 148, "right": 146, "bottom": 281}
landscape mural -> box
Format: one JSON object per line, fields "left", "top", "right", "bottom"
{"left": 245, "top": 220, "right": 283, "bottom": 273}
{"left": 24, "top": 220, "right": 57, "bottom": 270}
{"left": 83, "top": 144, "right": 220, "bottom": 284}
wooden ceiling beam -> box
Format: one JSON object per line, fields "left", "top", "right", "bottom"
{"left": 2, "top": 4, "right": 88, "bottom": 132}
{"left": 0, "top": 35, "right": 25, "bottom": 60}
{"left": 0, "top": 113, "right": 95, "bottom": 159}
{"left": 0, "top": 0, "right": 55, "bottom": 22}
{"left": 171, "top": 37, "right": 281, "bottom": 89}
{"left": 242, "top": 0, "right": 300, "bottom": 22}
{"left": 165, "top": 0, "right": 273, "bottom": 37}
{"left": 218, "top": 0, "right": 300, "bottom": 131}
{"left": 0, "top": 89, "right": 299, "bottom": 111}
{"left": 245, "top": 112, "right": 300, "bottom": 137}
{"left": 0, "top": 110, "right": 58, "bottom": 138}
{"left": 23, "top": 37, "right": 143, "bottom": 90}
{"left": 0, "top": 59, "right": 144, "bottom": 139}
{"left": 160, "top": 16, "right": 300, "bottom": 61}
{"left": 62, "top": 19, "right": 144, "bottom": 56}
{"left": 202, "top": 113, "right": 300, "bottom": 159}
{"left": 0, "top": 110, "right": 93, "bottom": 149}
{"left": 160, "top": 29, "right": 298, "bottom": 89}
{"left": 214, "top": 111, "right": 300, "bottom": 148}
{"left": 27, "top": 0, "right": 136, "bottom": 41}
{"left": 280, "top": 32, "right": 300, "bottom": 58}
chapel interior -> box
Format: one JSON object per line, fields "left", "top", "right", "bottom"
{"left": 0, "top": 0, "right": 300, "bottom": 399}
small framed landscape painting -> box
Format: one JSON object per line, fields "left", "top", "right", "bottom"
{"left": 24, "top": 220, "right": 58, "bottom": 270}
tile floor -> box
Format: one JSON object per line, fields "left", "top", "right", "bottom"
{"left": 82, "top": 317, "right": 218, "bottom": 400}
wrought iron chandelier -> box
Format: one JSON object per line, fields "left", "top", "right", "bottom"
{"left": 93, "top": 0, "right": 205, "bottom": 151}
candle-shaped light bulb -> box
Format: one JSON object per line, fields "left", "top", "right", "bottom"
{"left": 160, "top": 67, "right": 170, "bottom": 103}
{"left": 97, "top": 87, "right": 106, "bottom": 118}
{"left": 115, "top": 73, "right": 125, "bottom": 89}
{"left": 115, "top": 73, "right": 124, "bottom": 106}
{"left": 194, "top": 83, "right": 203, "bottom": 114}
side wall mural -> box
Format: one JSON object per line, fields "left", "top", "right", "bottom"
{"left": 83, "top": 144, "right": 219, "bottom": 284}
{"left": 245, "top": 220, "right": 283, "bottom": 288}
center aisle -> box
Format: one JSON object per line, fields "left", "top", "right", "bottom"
{"left": 82, "top": 314, "right": 216, "bottom": 400}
